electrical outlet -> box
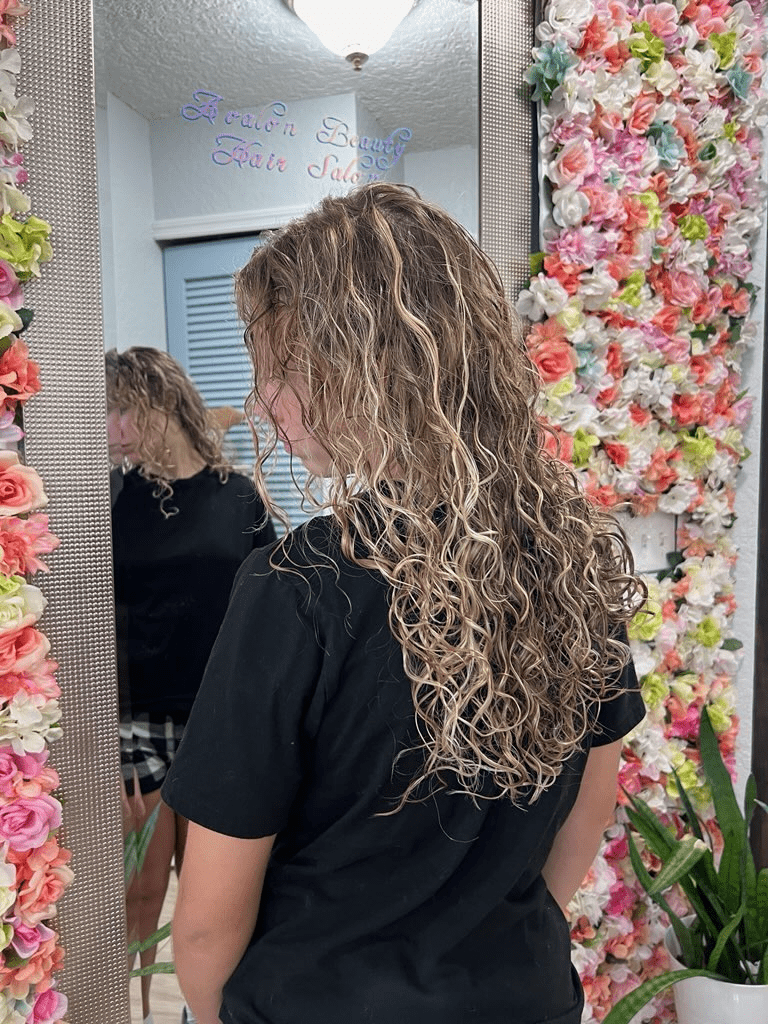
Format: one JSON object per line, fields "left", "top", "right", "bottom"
{"left": 613, "top": 510, "right": 677, "bottom": 574}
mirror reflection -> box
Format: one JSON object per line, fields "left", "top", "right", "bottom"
{"left": 93, "top": 1, "right": 478, "bottom": 1019}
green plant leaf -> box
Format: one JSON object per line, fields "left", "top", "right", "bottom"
{"left": 126, "top": 921, "right": 172, "bottom": 957}
{"left": 130, "top": 961, "right": 176, "bottom": 977}
{"left": 699, "top": 706, "right": 743, "bottom": 837}
{"left": 756, "top": 869, "right": 768, "bottom": 938}
{"left": 135, "top": 803, "right": 161, "bottom": 874}
{"left": 759, "top": 942, "right": 768, "bottom": 985}
{"left": 646, "top": 835, "right": 708, "bottom": 897}
{"left": 718, "top": 826, "right": 744, "bottom": 917}
{"left": 124, "top": 830, "right": 138, "bottom": 888}
{"left": 626, "top": 829, "right": 701, "bottom": 968}
{"left": 602, "top": 969, "right": 730, "bottom": 1024}
{"left": 707, "top": 903, "right": 744, "bottom": 974}
{"left": 673, "top": 767, "right": 704, "bottom": 841}
{"left": 624, "top": 794, "right": 677, "bottom": 859}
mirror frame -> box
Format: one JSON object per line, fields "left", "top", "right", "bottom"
{"left": 19, "top": 0, "right": 533, "bottom": 1019}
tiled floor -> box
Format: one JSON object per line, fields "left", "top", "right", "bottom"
{"left": 129, "top": 873, "right": 185, "bottom": 1024}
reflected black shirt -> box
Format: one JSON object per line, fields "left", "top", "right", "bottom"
{"left": 163, "top": 515, "right": 645, "bottom": 1024}
{"left": 112, "top": 467, "right": 276, "bottom": 723}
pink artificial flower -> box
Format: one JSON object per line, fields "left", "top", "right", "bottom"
{"left": 543, "top": 253, "right": 587, "bottom": 295}
{"left": 29, "top": 987, "right": 68, "bottom": 1024}
{"left": 15, "top": 857, "right": 74, "bottom": 926}
{"left": 638, "top": 3, "right": 680, "bottom": 40}
{"left": 0, "top": 748, "right": 53, "bottom": 800}
{"left": 527, "top": 329, "right": 577, "bottom": 384}
{"left": 670, "top": 391, "right": 713, "bottom": 427}
{"left": 0, "top": 933, "right": 64, "bottom": 991}
{"left": 0, "top": 625, "right": 50, "bottom": 675}
{"left": 0, "top": 340, "right": 41, "bottom": 404}
{"left": 0, "top": 452, "right": 47, "bottom": 515}
{"left": 0, "top": 660, "right": 60, "bottom": 702}
{"left": 9, "top": 917, "right": 53, "bottom": 960}
{"left": 645, "top": 448, "right": 680, "bottom": 492}
{"left": 0, "top": 514, "right": 60, "bottom": 577}
{"left": 0, "top": 408, "right": 22, "bottom": 445}
{"left": 551, "top": 138, "right": 595, "bottom": 189}
{"left": 604, "top": 443, "right": 630, "bottom": 468}
{"left": 0, "top": 260, "right": 22, "bottom": 311}
{"left": 627, "top": 93, "right": 658, "bottom": 135}
{"left": 0, "top": 1, "right": 30, "bottom": 46}
{"left": 0, "top": 794, "right": 61, "bottom": 851}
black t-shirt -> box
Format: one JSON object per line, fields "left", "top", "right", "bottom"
{"left": 162, "top": 515, "right": 645, "bottom": 1024}
{"left": 112, "top": 467, "right": 276, "bottom": 723}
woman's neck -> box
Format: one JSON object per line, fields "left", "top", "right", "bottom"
{"left": 153, "top": 418, "right": 207, "bottom": 479}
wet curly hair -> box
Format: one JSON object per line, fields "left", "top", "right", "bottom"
{"left": 235, "top": 183, "right": 646, "bottom": 808}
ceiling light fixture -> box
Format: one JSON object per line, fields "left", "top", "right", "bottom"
{"left": 283, "top": 0, "right": 417, "bottom": 71}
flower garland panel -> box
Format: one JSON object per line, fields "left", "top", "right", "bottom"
{"left": 0, "top": 5, "right": 72, "bottom": 1023}
{"left": 521, "top": 1, "right": 767, "bottom": 1020}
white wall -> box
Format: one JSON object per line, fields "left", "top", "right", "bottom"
{"left": 731, "top": 149, "right": 766, "bottom": 796}
{"left": 96, "top": 94, "right": 167, "bottom": 352}
{"left": 403, "top": 145, "right": 479, "bottom": 239}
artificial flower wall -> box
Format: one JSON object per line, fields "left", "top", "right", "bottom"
{"left": 0, "top": 5, "right": 72, "bottom": 1024}
{"left": 521, "top": 0, "right": 766, "bottom": 1020}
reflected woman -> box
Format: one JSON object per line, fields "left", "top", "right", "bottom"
{"left": 106, "top": 347, "right": 276, "bottom": 1024}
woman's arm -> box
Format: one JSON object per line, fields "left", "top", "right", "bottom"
{"left": 541, "top": 739, "right": 623, "bottom": 915}
{"left": 172, "top": 820, "right": 276, "bottom": 1024}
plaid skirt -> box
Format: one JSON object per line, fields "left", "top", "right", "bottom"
{"left": 120, "top": 714, "right": 185, "bottom": 796}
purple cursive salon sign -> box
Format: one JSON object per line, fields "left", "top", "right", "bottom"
{"left": 180, "top": 90, "right": 412, "bottom": 181}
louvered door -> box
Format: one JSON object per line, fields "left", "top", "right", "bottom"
{"left": 164, "top": 236, "right": 313, "bottom": 530}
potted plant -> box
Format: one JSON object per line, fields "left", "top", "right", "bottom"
{"left": 604, "top": 706, "right": 768, "bottom": 1024}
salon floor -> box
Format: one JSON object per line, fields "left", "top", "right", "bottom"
{"left": 130, "top": 873, "right": 186, "bottom": 1024}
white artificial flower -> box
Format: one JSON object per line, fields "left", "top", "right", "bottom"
{"left": 592, "top": 63, "right": 643, "bottom": 116}
{"left": 551, "top": 185, "right": 590, "bottom": 227}
{"left": 645, "top": 59, "right": 679, "bottom": 96}
{"left": 657, "top": 481, "right": 700, "bottom": 515}
{"left": 579, "top": 263, "right": 619, "bottom": 311}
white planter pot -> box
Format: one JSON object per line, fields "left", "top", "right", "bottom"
{"left": 665, "top": 924, "right": 768, "bottom": 1024}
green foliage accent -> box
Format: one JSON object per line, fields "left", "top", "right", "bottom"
{"left": 603, "top": 969, "right": 734, "bottom": 1024}
{"left": 16, "top": 308, "right": 32, "bottom": 332}
{"left": 127, "top": 921, "right": 172, "bottom": 957}
{"left": 529, "top": 251, "right": 545, "bottom": 276}
{"left": 124, "top": 803, "right": 161, "bottom": 888}
{"left": 130, "top": 961, "right": 176, "bottom": 977}
{"left": 611, "top": 709, "right": 768, "bottom": 1021}
{"left": 721, "top": 638, "right": 744, "bottom": 651}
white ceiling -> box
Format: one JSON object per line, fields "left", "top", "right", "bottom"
{"left": 93, "top": 0, "right": 479, "bottom": 153}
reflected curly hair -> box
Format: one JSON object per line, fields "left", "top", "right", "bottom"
{"left": 105, "top": 347, "right": 230, "bottom": 512}
{"left": 235, "top": 183, "right": 646, "bottom": 808}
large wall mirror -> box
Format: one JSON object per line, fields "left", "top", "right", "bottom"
{"left": 94, "top": 0, "right": 479, "bottom": 527}
{"left": 21, "top": 2, "right": 533, "bottom": 1021}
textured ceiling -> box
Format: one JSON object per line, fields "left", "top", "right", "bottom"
{"left": 93, "top": 0, "right": 479, "bottom": 152}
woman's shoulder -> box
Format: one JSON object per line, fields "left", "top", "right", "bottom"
{"left": 237, "top": 513, "right": 382, "bottom": 614}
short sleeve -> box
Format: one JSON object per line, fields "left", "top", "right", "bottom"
{"left": 591, "top": 642, "right": 646, "bottom": 747}
{"left": 162, "top": 547, "right": 324, "bottom": 838}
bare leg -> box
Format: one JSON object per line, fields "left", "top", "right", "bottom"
{"left": 125, "top": 789, "right": 176, "bottom": 1020}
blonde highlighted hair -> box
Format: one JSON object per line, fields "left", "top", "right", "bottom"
{"left": 236, "top": 183, "right": 646, "bottom": 807}
{"left": 105, "top": 347, "right": 231, "bottom": 511}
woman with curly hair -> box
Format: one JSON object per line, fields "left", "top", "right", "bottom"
{"left": 106, "top": 347, "right": 276, "bottom": 1024}
{"left": 162, "top": 184, "right": 646, "bottom": 1024}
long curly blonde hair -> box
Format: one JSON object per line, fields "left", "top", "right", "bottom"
{"left": 235, "top": 183, "right": 646, "bottom": 807}
{"left": 105, "top": 347, "right": 231, "bottom": 511}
